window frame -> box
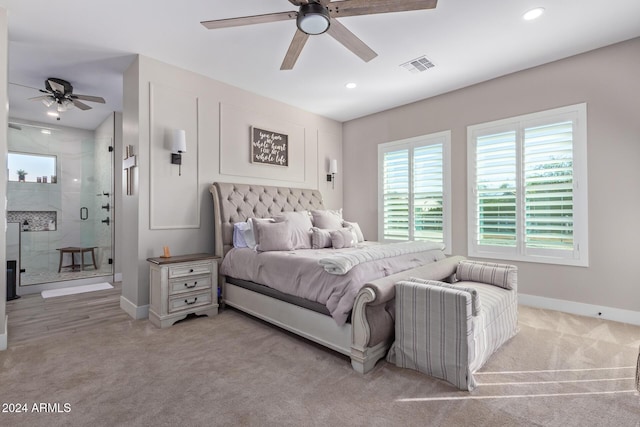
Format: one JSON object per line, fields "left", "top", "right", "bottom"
{"left": 467, "top": 103, "right": 589, "bottom": 267}
{"left": 378, "top": 130, "right": 452, "bottom": 254}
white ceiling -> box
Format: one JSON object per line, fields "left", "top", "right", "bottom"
{"left": 1, "top": 0, "right": 639, "bottom": 130}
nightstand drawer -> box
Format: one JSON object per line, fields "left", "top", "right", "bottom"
{"left": 168, "top": 291, "right": 212, "bottom": 313}
{"left": 169, "top": 275, "right": 212, "bottom": 295}
{"left": 169, "top": 263, "right": 212, "bottom": 279}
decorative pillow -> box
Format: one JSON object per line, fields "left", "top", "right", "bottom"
{"left": 254, "top": 221, "right": 294, "bottom": 252}
{"left": 245, "top": 218, "right": 275, "bottom": 249}
{"left": 409, "top": 277, "right": 481, "bottom": 316}
{"left": 311, "top": 227, "right": 332, "bottom": 249}
{"left": 456, "top": 260, "right": 517, "bottom": 290}
{"left": 233, "top": 222, "right": 250, "bottom": 248}
{"left": 330, "top": 227, "right": 357, "bottom": 249}
{"left": 274, "top": 211, "right": 312, "bottom": 249}
{"left": 311, "top": 209, "right": 343, "bottom": 229}
{"left": 342, "top": 220, "right": 364, "bottom": 242}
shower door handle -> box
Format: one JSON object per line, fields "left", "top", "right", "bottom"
{"left": 80, "top": 207, "right": 88, "bottom": 220}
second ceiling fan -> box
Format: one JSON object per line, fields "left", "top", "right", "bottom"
{"left": 201, "top": 0, "right": 438, "bottom": 70}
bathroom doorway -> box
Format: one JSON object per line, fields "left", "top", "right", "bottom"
{"left": 6, "top": 117, "right": 115, "bottom": 293}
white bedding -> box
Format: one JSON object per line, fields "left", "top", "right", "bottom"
{"left": 220, "top": 242, "right": 446, "bottom": 326}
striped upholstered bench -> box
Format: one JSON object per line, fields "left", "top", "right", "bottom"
{"left": 387, "top": 260, "right": 518, "bottom": 391}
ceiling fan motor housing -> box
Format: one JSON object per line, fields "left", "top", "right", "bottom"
{"left": 297, "top": 1, "right": 330, "bottom": 35}
{"left": 45, "top": 77, "right": 73, "bottom": 95}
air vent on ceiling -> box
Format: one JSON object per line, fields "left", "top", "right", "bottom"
{"left": 400, "top": 55, "right": 435, "bottom": 73}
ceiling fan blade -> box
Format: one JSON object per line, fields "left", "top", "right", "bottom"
{"left": 72, "top": 99, "right": 92, "bottom": 111}
{"left": 328, "top": 0, "right": 437, "bottom": 18}
{"left": 201, "top": 11, "right": 296, "bottom": 30}
{"left": 47, "top": 79, "right": 66, "bottom": 94}
{"left": 288, "top": 0, "right": 308, "bottom": 5}
{"left": 326, "top": 19, "right": 377, "bottom": 63}
{"left": 28, "top": 95, "right": 53, "bottom": 101}
{"left": 72, "top": 94, "right": 106, "bottom": 104}
{"left": 281, "top": 29, "right": 310, "bottom": 70}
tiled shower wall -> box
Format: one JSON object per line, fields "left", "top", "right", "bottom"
{"left": 7, "top": 122, "right": 102, "bottom": 275}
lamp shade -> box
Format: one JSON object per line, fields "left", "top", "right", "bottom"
{"left": 329, "top": 159, "right": 338, "bottom": 174}
{"left": 172, "top": 129, "right": 187, "bottom": 153}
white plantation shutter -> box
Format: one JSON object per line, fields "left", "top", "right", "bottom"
{"left": 524, "top": 121, "right": 574, "bottom": 250}
{"left": 413, "top": 144, "right": 444, "bottom": 242}
{"left": 382, "top": 149, "right": 409, "bottom": 240}
{"left": 476, "top": 131, "right": 517, "bottom": 247}
{"left": 379, "top": 132, "right": 451, "bottom": 251}
{"left": 468, "top": 104, "right": 588, "bottom": 266}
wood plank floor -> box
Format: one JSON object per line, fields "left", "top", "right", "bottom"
{"left": 5, "top": 282, "right": 129, "bottom": 345}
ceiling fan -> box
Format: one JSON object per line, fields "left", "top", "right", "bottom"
{"left": 201, "top": 0, "right": 438, "bottom": 70}
{"left": 29, "top": 78, "right": 106, "bottom": 112}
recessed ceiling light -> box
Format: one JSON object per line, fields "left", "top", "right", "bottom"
{"left": 345, "top": 82, "right": 357, "bottom": 89}
{"left": 41, "top": 129, "right": 51, "bottom": 135}
{"left": 523, "top": 7, "right": 545, "bottom": 21}
{"left": 47, "top": 111, "right": 59, "bottom": 117}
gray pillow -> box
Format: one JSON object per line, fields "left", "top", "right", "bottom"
{"left": 311, "top": 209, "right": 343, "bottom": 229}
{"left": 456, "top": 260, "right": 517, "bottom": 290}
{"left": 255, "top": 221, "right": 293, "bottom": 252}
{"left": 311, "top": 227, "right": 332, "bottom": 249}
{"left": 330, "top": 228, "right": 357, "bottom": 249}
{"left": 245, "top": 217, "right": 275, "bottom": 249}
{"left": 274, "top": 211, "right": 312, "bottom": 249}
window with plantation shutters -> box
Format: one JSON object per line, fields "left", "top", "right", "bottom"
{"left": 468, "top": 104, "right": 588, "bottom": 266}
{"left": 378, "top": 131, "right": 451, "bottom": 253}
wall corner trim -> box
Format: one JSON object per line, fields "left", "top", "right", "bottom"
{"left": 120, "top": 296, "right": 149, "bottom": 320}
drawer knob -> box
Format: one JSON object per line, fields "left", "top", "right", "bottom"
{"left": 189, "top": 269, "right": 194, "bottom": 273}
{"left": 185, "top": 297, "right": 198, "bottom": 305}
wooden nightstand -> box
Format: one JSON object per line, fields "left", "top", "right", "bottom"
{"left": 147, "top": 253, "right": 220, "bottom": 328}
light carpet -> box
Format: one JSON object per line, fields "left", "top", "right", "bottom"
{"left": 41, "top": 282, "right": 113, "bottom": 299}
{"left": 1, "top": 305, "right": 639, "bottom": 426}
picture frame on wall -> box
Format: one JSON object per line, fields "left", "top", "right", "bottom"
{"left": 250, "top": 126, "right": 288, "bottom": 167}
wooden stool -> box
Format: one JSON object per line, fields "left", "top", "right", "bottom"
{"left": 57, "top": 247, "right": 98, "bottom": 272}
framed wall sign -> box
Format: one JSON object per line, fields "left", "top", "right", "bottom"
{"left": 250, "top": 126, "right": 288, "bottom": 167}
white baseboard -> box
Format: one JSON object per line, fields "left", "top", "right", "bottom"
{"left": 519, "top": 293, "right": 640, "bottom": 326}
{"left": 0, "top": 315, "right": 7, "bottom": 351}
{"left": 120, "top": 295, "right": 149, "bottom": 320}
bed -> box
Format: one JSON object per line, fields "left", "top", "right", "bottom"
{"left": 209, "top": 182, "right": 455, "bottom": 373}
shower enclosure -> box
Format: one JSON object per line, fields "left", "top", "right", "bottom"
{"left": 6, "top": 120, "right": 114, "bottom": 289}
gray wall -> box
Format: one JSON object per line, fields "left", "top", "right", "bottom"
{"left": 343, "top": 38, "right": 640, "bottom": 316}
{"left": 1, "top": 7, "right": 8, "bottom": 349}
{"left": 121, "top": 55, "right": 343, "bottom": 316}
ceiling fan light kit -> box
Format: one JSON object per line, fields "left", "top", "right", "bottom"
{"left": 297, "top": 1, "right": 330, "bottom": 35}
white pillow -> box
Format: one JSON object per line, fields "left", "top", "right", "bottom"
{"left": 330, "top": 228, "right": 358, "bottom": 249}
{"left": 342, "top": 220, "right": 364, "bottom": 242}
{"left": 233, "top": 222, "right": 250, "bottom": 248}
{"left": 274, "top": 211, "right": 312, "bottom": 249}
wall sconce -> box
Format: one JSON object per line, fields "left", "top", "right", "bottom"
{"left": 171, "top": 129, "right": 187, "bottom": 176}
{"left": 326, "top": 159, "right": 338, "bottom": 189}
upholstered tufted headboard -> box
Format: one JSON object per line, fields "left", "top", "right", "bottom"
{"left": 209, "top": 182, "right": 325, "bottom": 257}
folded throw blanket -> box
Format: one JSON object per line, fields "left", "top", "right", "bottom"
{"left": 319, "top": 241, "right": 445, "bottom": 275}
